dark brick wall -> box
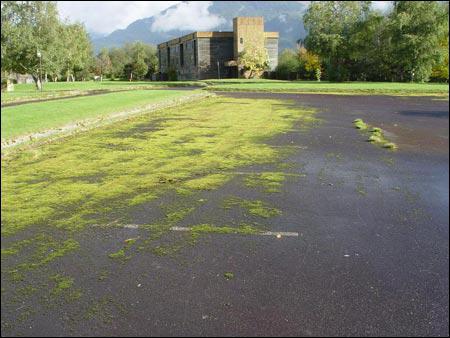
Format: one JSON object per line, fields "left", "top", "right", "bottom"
{"left": 176, "top": 39, "right": 199, "bottom": 80}
{"left": 197, "top": 37, "right": 235, "bottom": 79}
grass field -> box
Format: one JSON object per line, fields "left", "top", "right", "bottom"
{"left": 1, "top": 81, "right": 207, "bottom": 104}
{"left": 3, "top": 80, "right": 448, "bottom": 105}
{"left": 1, "top": 90, "right": 196, "bottom": 140}
{"left": 205, "top": 80, "right": 449, "bottom": 95}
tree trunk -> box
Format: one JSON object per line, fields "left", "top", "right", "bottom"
{"left": 32, "top": 75, "right": 42, "bottom": 90}
{"left": 100, "top": 75, "right": 103, "bottom": 82}
{"left": 129, "top": 72, "right": 133, "bottom": 81}
{"left": 6, "top": 78, "right": 14, "bottom": 92}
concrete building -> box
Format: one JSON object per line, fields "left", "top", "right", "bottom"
{"left": 157, "top": 17, "right": 278, "bottom": 80}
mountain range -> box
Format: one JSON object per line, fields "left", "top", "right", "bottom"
{"left": 91, "top": 1, "right": 308, "bottom": 52}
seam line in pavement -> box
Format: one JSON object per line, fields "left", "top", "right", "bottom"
{"left": 98, "top": 224, "right": 299, "bottom": 237}
{"left": 170, "top": 226, "right": 299, "bottom": 237}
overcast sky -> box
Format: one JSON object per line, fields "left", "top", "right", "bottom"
{"left": 57, "top": 1, "right": 393, "bottom": 36}
{"left": 57, "top": 1, "right": 181, "bottom": 35}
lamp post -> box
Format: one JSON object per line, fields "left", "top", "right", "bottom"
{"left": 37, "top": 50, "right": 42, "bottom": 91}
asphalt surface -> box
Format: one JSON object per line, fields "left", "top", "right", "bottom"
{"left": 1, "top": 93, "right": 448, "bottom": 337}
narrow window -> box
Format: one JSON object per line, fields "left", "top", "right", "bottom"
{"left": 193, "top": 40, "right": 197, "bottom": 66}
{"left": 167, "top": 47, "right": 170, "bottom": 67}
{"left": 180, "top": 43, "right": 184, "bottom": 67}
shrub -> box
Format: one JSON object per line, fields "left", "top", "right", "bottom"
{"left": 276, "top": 49, "right": 300, "bottom": 80}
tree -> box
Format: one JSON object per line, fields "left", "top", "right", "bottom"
{"left": 117, "top": 42, "right": 157, "bottom": 80}
{"left": 303, "top": 1, "right": 371, "bottom": 81}
{"left": 109, "top": 47, "right": 130, "bottom": 79}
{"left": 1, "top": 1, "right": 62, "bottom": 89}
{"left": 298, "top": 47, "right": 321, "bottom": 80}
{"left": 348, "top": 12, "right": 392, "bottom": 81}
{"left": 130, "top": 42, "right": 148, "bottom": 80}
{"left": 388, "top": 1, "right": 449, "bottom": 82}
{"left": 430, "top": 35, "right": 449, "bottom": 82}
{"left": 141, "top": 44, "right": 158, "bottom": 77}
{"left": 303, "top": 1, "right": 448, "bottom": 82}
{"left": 1, "top": 1, "right": 94, "bottom": 88}
{"left": 238, "top": 42, "right": 269, "bottom": 79}
{"left": 276, "top": 49, "right": 300, "bottom": 80}
{"left": 61, "top": 23, "right": 93, "bottom": 81}
{"left": 95, "top": 48, "right": 112, "bottom": 81}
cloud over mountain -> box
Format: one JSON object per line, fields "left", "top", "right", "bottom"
{"left": 57, "top": 1, "right": 180, "bottom": 34}
{"left": 150, "top": 1, "right": 226, "bottom": 32}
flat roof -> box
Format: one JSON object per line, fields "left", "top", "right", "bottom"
{"left": 158, "top": 32, "right": 232, "bottom": 49}
{"left": 158, "top": 31, "right": 278, "bottom": 49}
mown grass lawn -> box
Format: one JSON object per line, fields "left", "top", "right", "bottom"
{"left": 1, "top": 89, "right": 195, "bottom": 140}
{"left": 1, "top": 80, "right": 207, "bottom": 104}
{"left": 3, "top": 79, "right": 448, "bottom": 105}
{"left": 206, "top": 80, "right": 449, "bottom": 96}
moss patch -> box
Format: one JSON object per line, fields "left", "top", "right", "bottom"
{"left": 223, "top": 197, "right": 282, "bottom": 218}
{"left": 2, "top": 97, "right": 315, "bottom": 237}
{"left": 50, "top": 274, "right": 74, "bottom": 295}
{"left": 353, "top": 119, "right": 397, "bottom": 150}
{"left": 181, "top": 173, "right": 230, "bottom": 191}
{"left": 151, "top": 242, "right": 185, "bottom": 257}
{"left": 108, "top": 237, "right": 139, "bottom": 261}
{"left": 191, "top": 223, "right": 260, "bottom": 236}
{"left": 356, "top": 182, "right": 367, "bottom": 196}
{"left": 383, "top": 142, "right": 398, "bottom": 149}
{"left": 2, "top": 96, "right": 316, "bottom": 312}
{"left": 244, "top": 172, "right": 289, "bottom": 193}
{"left": 353, "top": 118, "right": 368, "bottom": 130}
{"left": 224, "top": 272, "right": 234, "bottom": 280}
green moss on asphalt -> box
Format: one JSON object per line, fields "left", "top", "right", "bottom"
{"left": 224, "top": 272, "right": 235, "bottom": 280}
{"left": 2, "top": 97, "right": 315, "bottom": 238}
{"left": 108, "top": 237, "right": 139, "bottom": 261}
{"left": 191, "top": 223, "right": 260, "bottom": 236}
{"left": 383, "top": 142, "right": 398, "bottom": 149}
{"left": 356, "top": 183, "right": 367, "bottom": 196}
{"left": 244, "top": 172, "right": 287, "bottom": 193}
{"left": 84, "top": 296, "right": 126, "bottom": 323}
{"left": 1, "top": 239, "right": 32, "bottom": 257}
{"left": 353, "top": 119, "right": 397, "bottom": 150}
{"left": 1, "top": 96, "right": 316, "bottom": 310}
{"left": 181, "top": 173, "right": 231, "bottom": 191}
{"left": 16, "top": 285, "right": 37, "bottom": 297}
{"left": 97, "top": 270, "right": 109, "bottom": 281}
{"left": 50, "top": 274, "right": 74, "bottom": 295}
{"left": 165, "top": 207, "right": 196, "bottom": 224}
{"left": 353, "top": 119, "right": 368, "bottom": 130}
{"left": 108, "top": 248, "right": 128, "bottom": 260}
{"left": 223, "top": 197, "right": 282, "bottom": 218}
{"left": 151, "top": 242, "right": 185, "bottom": 257}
